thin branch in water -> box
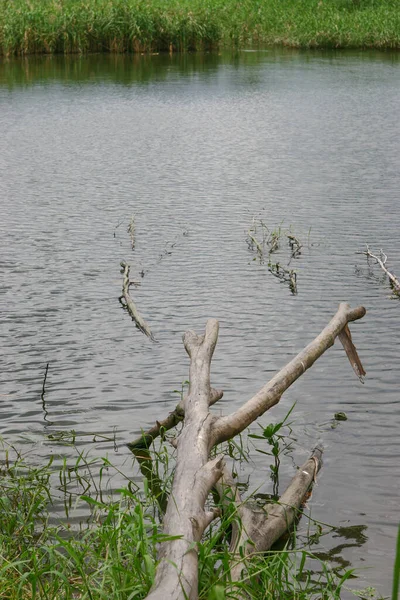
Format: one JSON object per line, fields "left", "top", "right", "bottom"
{"left": 268, "top": 261, "right": 298, "bottom": 295}
{"left": 41, "top": 363, "right": 52, "bottom": 425}
{"left": 119, "top": 261, "right": 156, "bottom": 341}
{"left": 113, "top": 217, "right": 125, "bottom": 238}
{"left": 357, "top": 244, "right": 400, "bottom": 297}
{"left": 128, "top": 214, "right": 136, "bottom": 249}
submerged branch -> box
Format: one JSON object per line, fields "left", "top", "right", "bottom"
{"left": 218, "top": 447, "right": 323, "bottom": 587}
{"left": 119, "top": 261, "right": 156, "bottom": 341}
{"left": 128, "top": 215, "right": 136, "bottom": 249}
{"left": 357, "top": 244, "right": 400, "bottom": 296}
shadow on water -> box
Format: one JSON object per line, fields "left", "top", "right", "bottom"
{"left": 312, "top": 524, "right": 369, "bottom": 571}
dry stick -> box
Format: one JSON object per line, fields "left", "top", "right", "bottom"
{"left": 338, "top": 324, "right": 366, "bottom": 382}
{"left": 144, "top": 303, "right": 366, "bottom": 600}
{"left": 119, "top": 261, "right": 156, "bottom": 341}
{"left": 210, "top": 302, "right": 366, "bottom": 446}
{"left": 358, "top": 244, "right": 400, "bottom": 295}
{"left": 217, "top": 447, "right": 323, "bottom": 588}
{"left": 41, "top": 362, "right": 49, "bottom": 400}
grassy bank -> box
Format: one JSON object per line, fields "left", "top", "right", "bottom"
{"left": 0, "top": 0, "right": 400, "bottom": 55}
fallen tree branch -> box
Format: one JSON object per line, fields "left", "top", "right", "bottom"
{"left": 357, "top": 244, "right": 400, "bottom": 296}
{"left": 119, "top": 261, "right": 156, "bottom": 341}
{"left": 210, "top": 303, "right": 365, "bottom": 445}
{"left": 217, "top": 447, "right": 323, "bottom": 588}
{"left": 141, "top": 303, "right": 366, "bottom": 600}
{"left": 338, "top": 324, "right": 366, "bottom": 382}
{"left": 145, "top": 320, "right": 224, "bottom": 600}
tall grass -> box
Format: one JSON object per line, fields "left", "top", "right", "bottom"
{"left": 0, "top": 0, "right": 400, "bottom": 55}
{"left": 0, "top": 438, "right": 370, "bottom": 600}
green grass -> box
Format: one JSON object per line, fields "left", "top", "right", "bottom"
{"left": 0, "top": 437, "right": 376, "bottom": 600}
{"left": 0, "top": 0, "right": 400, "bottom": 55}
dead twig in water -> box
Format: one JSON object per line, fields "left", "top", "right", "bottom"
{"left": 357, "top": 244, "right": 400, "bottom": 296}
{"left": 268, "top": 261, "right": 298, "bottom": 295}
{"left": 119, "top": 261, "right": 156, "bottom": 341}
{"left": 128, "top": 215, "right": 136, "bottom": 249}
{"left": 41, "top": 363, "right": 52, "bottom": 424}
{"left": 246, "top": 220, "right": 304, "bottom": 295}
{"left": 287, "top": 234, "right": 302, "bottom": 264}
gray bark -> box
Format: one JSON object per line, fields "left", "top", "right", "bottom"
{"left": 142, "top": 303, "right": 366, "bottom": 600}
{"left": 119, "top": 261, "right": 155, "bottom": 341}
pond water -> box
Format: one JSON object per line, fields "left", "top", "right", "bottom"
{"left": 1, "top": 50, "right": 399, "bottom": 596}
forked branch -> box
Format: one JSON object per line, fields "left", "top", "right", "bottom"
{"left": 141, "top": 303, "right": 366, "bottom": 600}
{"left": 357, "top": 244, "right": 400, "bottom": 296}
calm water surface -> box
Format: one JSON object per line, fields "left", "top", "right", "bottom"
{"left": 1, "top": 50, "right": 399, "bottom": 595}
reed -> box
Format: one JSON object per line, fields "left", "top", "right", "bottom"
{"left": 0, "top": 0, "right": 400, "bottom": 56}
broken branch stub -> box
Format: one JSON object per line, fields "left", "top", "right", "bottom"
{"left": 142, "top": 303, "right": 366, "bottom": 600}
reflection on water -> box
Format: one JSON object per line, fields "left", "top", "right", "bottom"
{"left": 1, "top": 49, "right": 399, "bottom": 595}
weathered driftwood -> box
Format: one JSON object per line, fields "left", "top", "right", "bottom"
{"left": 145, "top": 320, "right": 224, "bottom": 600}
{"left": 119, "top": 261, "right": 155, "bottom": 341}
{"left": 217, "top": 447, "right": 323, "bottom": 588}
{"left": 209, "top": 303, "right": 365, "bottom": 446}
{"left": 138, "top": 303, "right": 366, "bottom": 600}
{"left": 358, "top": 244, "right": 400, "bottom": 296}
{"left": 338, "top": 324, "right": 366, "bottom": 382}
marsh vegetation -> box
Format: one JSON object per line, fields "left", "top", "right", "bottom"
{"left": 1, "top": 0, "right": 400, "bottom": 55}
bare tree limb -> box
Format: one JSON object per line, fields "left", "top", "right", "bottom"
{"left": 119, "top": 261, "right": 156, "bottom": 341}
{"left": 357, "top": 244, "right": 400, "bottom": 296}
{"left": 210, "top": 303, "right": 366, "bottom": 445}
{"left": 143, "top": 304, "right": 366, "bottom": 600}
{"left": 217, "top": 448, "right": 322, "bottom": 595}
{"left": 145, "top": 320, "right": 224, "bottom": 600}
{"left": 129, "top": 447, "right": 169, "bottom": 514}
